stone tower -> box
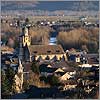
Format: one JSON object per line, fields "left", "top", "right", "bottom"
{"left": 19, "top": 26, "right": 31, "bottom": 61}
{"left": 22, "top": 27, "right": 31, "bottom": 46}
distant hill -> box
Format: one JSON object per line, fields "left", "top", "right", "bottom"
{"left": 1, "top": 1, "right": 99, "bottom": 11}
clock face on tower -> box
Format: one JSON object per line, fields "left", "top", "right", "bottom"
{"left": 23, "top": 36, "right": 30, "bottom": 46}
{"left": 21, "top": 26, "right": 31, "bottom": 46}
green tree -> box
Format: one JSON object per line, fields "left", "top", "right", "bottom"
{"left": 5, "top": 66, "right": 15, "bottom": 85}
{"left": 31, "top": 62, "right": 39, "bottom": 74}
{"left": 25, "top": 18, "right": 29, "bottom": 23}
{"left": 14, "top": 38, "right": 19, "bottom": 49}
{"left": 81, "top": 45, "right": 88, "bottom": 52}
{"left": 25, "top": 18, "right": 30, "bottom": 25}
{"left": 2, "top": 66, "right": 16, "bottom": 96}
{"left": 1, "top": 70, "right": 12, "bottom": 98}
{"left": 48, "top": 75, "right": 59, "bottom": 86}
{"left": 23, "top": 80, "right": 29, "bottom": 91}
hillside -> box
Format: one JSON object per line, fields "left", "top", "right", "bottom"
{"left": 1, "top": 1, "right": 99, "bottom": 11}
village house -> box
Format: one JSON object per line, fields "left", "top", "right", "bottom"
{"left": 58, "top": 67, "right": 76, "bottom": 82}
{"left": 48, "top": 61, "right": 76, "bottom": 82}
{"left": 66, "top": 49, "right": 88, "bottom": 63}
{"left": 19, "top": 26, "right": 67, "bottom": 62}
{"left": 39, "top": 61, "right": 77, "bottom": 81}
{"left": 1, "top": 45, "right": 14, "bottom": 54}
{"left": 59, "top": 72, "right": 74, "bottom": 82}
{"left": 62, "top": 80, "right": 77, "bottom": 91}
{"left": 39, "top": 64, "right": 57, "bottom": 77}
{"left": 1, "top": 52, "right": 19, "bottom": 71}
{"left": 54, "top": 68, "right": 65, "bottom": 77}
{"left": 78, "top": 64, "right": 92, "bottom": 68}
{"left": 34, "top": 61, "right": 76, "bottom": 80}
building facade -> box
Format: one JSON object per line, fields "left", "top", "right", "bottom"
{"left": 19, "top": 26, "right": 67, "bottom": 62}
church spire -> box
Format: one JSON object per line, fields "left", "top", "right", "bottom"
{"left": 18, "top": 58, "right": 23, "bottom": 73}
{"left": 19, "top": 21, "right": 31, "bottom": 61}
{"left": 13, "top": 58, "right": 24, "bottom": 93}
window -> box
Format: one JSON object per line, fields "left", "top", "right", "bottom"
{"left": 47, "top": 50, "right": 51, "bottom": 53}
{"left": 45, "top": 56, "right": 50, "bottom": 60}
{"left": 56, "top": 50, "right": 60, "bottom": 53}
{"left": 34, "top": 51, "right": 37, "bottom": 53}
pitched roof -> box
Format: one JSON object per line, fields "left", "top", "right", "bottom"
{"left": 51, "top": 61, "right": 68, "bottom": 68}
{"left": 51, "top": 61, "right": 75, "bottom": 72}
{"left": 28, "top": 45, "right": 65, "bottom": 55}
{"left": 55, "top": 68, "right": 64, "bottom": 73}
{"left": 60, "top": 73, "right": 71, "bottom": 81}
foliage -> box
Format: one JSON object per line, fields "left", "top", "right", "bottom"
{"left": 1, "top": 67, "right": 15, "bottom": 98}
{"left": 1, "top": 71, "right": 10, "bottom": 94}
{"left": 25, "top": 18, "right": 30, "bottom": 23}
{"left": 23, "top": 80, "right": 29, "bottom": 91}
{"left": 5, "top": 66, "right": 15, "bottom": 84}
{"left": 29, "top": 70, "right": 50, "bottom": 87}
{"left": 1, "top": 23, "right": 21, "bottom": 48}
{"left": 57, "top": 28, "right": 99, "bottom": 53}
{"left": 48, "top": 75, "right": 59, "bottom": 86}
{"left": 31, "top": 62, "right": 40, "bottom": 74}
{"left": 40, "top": 75, "right": 59, "bottom": 86}
{"left": 29, "top": 26, "right": 51, "bottom": 45}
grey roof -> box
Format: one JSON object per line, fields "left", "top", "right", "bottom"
{"left": 51, "top": 61, "right": 75, "bottom": 72}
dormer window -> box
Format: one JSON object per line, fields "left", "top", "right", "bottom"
{"left": 56, "top": 50, "right": 60, "bottom": 53}
{"left": 47, "top": 51, "right": 51, "bottom": 53}
{"left": 34, "top": 51, "right": 37, "bottom": 53}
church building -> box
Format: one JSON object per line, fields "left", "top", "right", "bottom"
{"left": 19, "top": 26, "right": 67, "bottom": 62}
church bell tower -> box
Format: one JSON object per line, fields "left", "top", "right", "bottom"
{"left": 22, "top": 27, "right": 31, "bottom": 46}
{"left": 19, "top": 26, "right": 31, "bottom": 61}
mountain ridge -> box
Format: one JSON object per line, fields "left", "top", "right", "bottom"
{"left": 1, "top": 1, "right": 99, "bottom": 11}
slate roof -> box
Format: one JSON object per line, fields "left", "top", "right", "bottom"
{"left": 50, "top": 61, "right": 75, "bottom": 72}
{"left": 28, "top": 45, "right": 65, "bottom": 55}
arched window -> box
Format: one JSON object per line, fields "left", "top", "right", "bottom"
{"left": 37, "top": 56, "right": 43, "bottom": 62}
{"left": 52, "top": 55, "right": 57, "bottom": 61}
{"left": 61, "top": 55, "right": 65, "bottom": 61}
{"left": 31, "top": 55, "right": 36, "bottom": 61}
{"left": 45, "top": 55, "right": 50, "bottom": 60}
